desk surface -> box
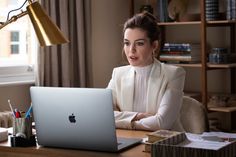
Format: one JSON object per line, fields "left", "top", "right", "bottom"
{"left": 0, "top": 129, "right": 151, "bottom": 157}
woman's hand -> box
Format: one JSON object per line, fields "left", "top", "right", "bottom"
{"left": 132, "top": 112, "right": 153, "bottom": 121}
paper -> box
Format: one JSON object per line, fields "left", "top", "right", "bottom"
{"left": 0, "top": 127, "right": 8, "bottom": 142}
{"left": 177, "top": 132, "right": 236, "bottom": 150}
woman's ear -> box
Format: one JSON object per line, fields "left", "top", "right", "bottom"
{"left": 152, "top": 40, "right": 159, "bottom": 51}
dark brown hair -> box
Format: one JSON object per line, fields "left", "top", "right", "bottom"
{"left": 123, "top": 12, "right": 161, "bottom": 43}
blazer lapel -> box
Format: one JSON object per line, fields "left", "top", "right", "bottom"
{"left": 121, "top": 68, "right": 135, "bottom": 111}
{"left": 146, "top": 60, "right": 166, "bottom": 113}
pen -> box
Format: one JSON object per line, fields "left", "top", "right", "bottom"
{"left": 8, "top": 99, "right": 15, "bottom": 118}
{"left": 15, "top": 108, "right": 21, "bottom": 118}
{"left": 25, "top": 103, "right": 33, "bottom": 118}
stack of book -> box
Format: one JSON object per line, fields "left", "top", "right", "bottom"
{"left": 227, "top": 0, "right": 236, "bottom": 20}
{"left": 144, "top": 130, "right": 183, "bottom": 152}
{"left": 159, "top": 43, "right": 201, "bottom": 63}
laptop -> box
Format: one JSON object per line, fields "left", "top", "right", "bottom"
{"left": 30, "top": 87, "right": 142, "bottom": 152}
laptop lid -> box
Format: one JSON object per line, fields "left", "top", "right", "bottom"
{"left": 30, "top": 87, "right": 141, "bottom": 152}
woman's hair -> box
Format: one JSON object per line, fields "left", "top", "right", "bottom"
{"left": 123, "top": 12, "right": 161, "bottom": 43}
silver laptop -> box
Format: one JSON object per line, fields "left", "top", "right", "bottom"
{"left": 30, "top": 87, "right": 141, "bottom": 152}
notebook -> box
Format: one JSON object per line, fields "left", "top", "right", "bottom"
{"left": 30, "top": 87, "right": 142, "bottom": 152}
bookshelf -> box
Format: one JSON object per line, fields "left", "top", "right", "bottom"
{"left": 129, "top": 0, "right": 236, "bottom": 111}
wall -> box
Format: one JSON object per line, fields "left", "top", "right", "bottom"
{"left": 91, "top": 0, "right": 129, "bottom": 87}
{"left": 0, "top": 84, "right": 32, "bottom": 112}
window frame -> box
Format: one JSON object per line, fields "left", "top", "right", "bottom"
{"left": 0, "top": 65, "right": 35, "bottom": 86}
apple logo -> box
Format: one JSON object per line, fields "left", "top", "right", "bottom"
{"left": 68, "top": 113, "right": 76, "bottom": 123}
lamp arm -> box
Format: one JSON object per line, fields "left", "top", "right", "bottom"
{"left": 0, "top": 11, "right": 28, "bottom": 30}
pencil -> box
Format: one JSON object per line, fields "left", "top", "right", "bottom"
{"left": 8, "top": 99, "right": 15, "bottom": 118}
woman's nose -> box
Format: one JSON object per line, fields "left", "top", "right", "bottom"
{"left": 129, "top": 43, "right": 136, "bottom": 53}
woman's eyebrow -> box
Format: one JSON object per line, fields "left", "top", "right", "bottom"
{"left": 135, "top": 39, "right": 145, "bottom": 42}
{"left": 123, "top": 38, "right": 146, "bottom": 41}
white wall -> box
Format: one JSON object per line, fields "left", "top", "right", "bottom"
{"left": 91, "top": 0, "right": 129, "bottom": 87}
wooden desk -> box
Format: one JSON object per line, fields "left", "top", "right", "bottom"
{"left": 0, "top": 129, "right": 151, "bottom": 157}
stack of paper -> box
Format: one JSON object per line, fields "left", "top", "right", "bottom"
{"left": 152, "top": 131, "right": 236, "bottom": 157}
{"left": 0, "top": 128, "right": 8, "bottom": 142}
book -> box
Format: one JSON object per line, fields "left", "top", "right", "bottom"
{"left": 227, "top": 0, "right": 236, "bottom": 20}
{"left": 147, "top": 130, "right": 182, "bottom": 143}
{"left": 144, "top": 142, "right": 152, "bottom": 152}
{"left": 144, "top": 130, "right": 183, "bottom": 152}
{"left": 158, "top": 0, "right": 172, "bottom": 22}
{"left": 159, "top": 54, "right": 200, "bottom": 62}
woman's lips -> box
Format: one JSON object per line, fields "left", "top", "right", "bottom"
{"left": 129, "top": 56, "right": 138, "bottom": 60}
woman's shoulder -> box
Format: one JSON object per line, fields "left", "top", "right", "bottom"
{"left": 113, "top": 65, "right": 132, "bottom": 73}
{"left": 162, "top": 63, "right": 185, "bottom": 73}
{"left": 157, "top": 61, "right": 186, "bottom": 79}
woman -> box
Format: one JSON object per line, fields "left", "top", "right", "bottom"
{"left": 107, "top": 12, "right": 186, "bottom": 131}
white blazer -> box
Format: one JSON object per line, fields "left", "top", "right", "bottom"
{"left": 107, "top": 59, "right": 186, "bottom": 131}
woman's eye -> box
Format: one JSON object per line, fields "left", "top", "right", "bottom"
{"left": 136, "top": 42, "right": 144, "bottom": 46}
{"left": 123, "top": 41, "right": 130, "bottom": 46}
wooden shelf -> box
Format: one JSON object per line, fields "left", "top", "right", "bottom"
{"left": 207, "top": 63, "right": 236, "bottom": 68}
{"left": 158, "top": 20, "right": 236, "bottom": 26}
{"left": 158, "top": 21, "right": 201, "bottom": 26}
{"left": 207, "top": 20, "right": 236, "bottom": 26}
{"left": 172, "top": 63, "right": 202, "bottom": 68}
{"left": 208, "top": 106, "right": 236, "bottom": 113}
{"left": 164, "top": 63, "right": 236, "bottom": 69}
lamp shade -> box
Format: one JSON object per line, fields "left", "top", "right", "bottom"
{"left": 27, "top": 2, "right": 69, "bottom": 46}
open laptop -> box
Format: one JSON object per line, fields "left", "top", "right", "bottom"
{"left": 30, "top": 87, "right": 142, "bottom": 152}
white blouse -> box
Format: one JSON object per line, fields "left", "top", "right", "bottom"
{"left": 133, "top": 64, "right": 152, "bottom": 113}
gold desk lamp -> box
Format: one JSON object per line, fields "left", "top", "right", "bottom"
{"left": 0, "top": 0, "right": 69, "bottom": 46}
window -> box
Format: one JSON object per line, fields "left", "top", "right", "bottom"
{"left": 11, "top": 31, "right": 20, "bottom": 54}
{"left": 11, "top": 45, "right": 19, "bottom": 54}
{"left": 0, "top": 0, "right": 37, "bottom": 85}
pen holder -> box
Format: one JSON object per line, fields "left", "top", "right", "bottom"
{"left": 13, "top": 117, "right": 32, "bottom": 139}
{"left": 11, "top": 117, "right": 36, "bottom": 147}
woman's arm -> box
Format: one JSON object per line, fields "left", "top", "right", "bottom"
{"left": 133, "top": 88, "right": 183, "bottom": 131}
{"left": 114, "top": 110, "right": 137, "bottom": 129}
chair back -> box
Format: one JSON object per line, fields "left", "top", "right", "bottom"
{"left": 180, "top": 96, "right": 209, "bottom": 134}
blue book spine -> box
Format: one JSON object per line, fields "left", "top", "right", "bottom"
{"left": 232, "top": 0, "right": 236, "bottom": 20}
{"left": 159, "top": 0, "right": 164, "bottom": 22}
{"left": 163, "top": 0, "right": 168, "bottom": 22}
{"left": 227, "top": 0, "right": 232, "bottom": 20}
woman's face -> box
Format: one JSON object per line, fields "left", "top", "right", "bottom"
{"left": 123, "top": 28, "right": 158, "bottom": 67}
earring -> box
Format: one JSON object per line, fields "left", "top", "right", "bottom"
{"left": 152, "top": 50, "right": 156, "bottom": 58}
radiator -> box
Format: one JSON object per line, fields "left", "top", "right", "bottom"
{"left": 0, "top": 111, "right": 13, "bottom": 128}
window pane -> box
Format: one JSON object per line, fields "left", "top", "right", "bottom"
{"left": 11, "top": 31, "right": 19, "bottom": 41}
{"left": 11, "top": 44, "right": 19, "bottom": 54}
